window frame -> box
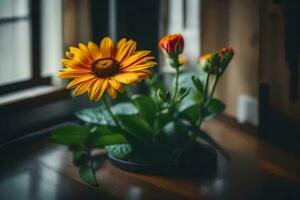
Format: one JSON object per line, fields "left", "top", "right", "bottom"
{"left": 0, "top": 0, "right": 51, "bottom": 96}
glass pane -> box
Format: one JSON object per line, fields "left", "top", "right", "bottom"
{"left": 41, "top": 0, "right": 63, "bottom": 77}
{"left": 0, "top": 20, "right": 31, "bottom": 85}
{"left": 167, "top": 0, "right": 200, "bottom": 65}
{"left": 0, "top": 0, "right": 29, "bottom": 19}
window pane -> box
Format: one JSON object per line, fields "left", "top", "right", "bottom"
{"left": 0, "top": 20, "right": 31, "bottom": 85}
{"left": 41, "top": 0, "right": 63, "bottom": 77}
{"left": 0, "top": 0, "right": 29, "bottom": 19}
{"left": 167, "top": 0, "right": 200, "bottom": 65}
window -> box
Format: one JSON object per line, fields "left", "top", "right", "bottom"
{"left": 0, "top": 0, "right": 63, "bottom": 96}
{"left": 164, "top": 0, "right": 201, "bottom": 71}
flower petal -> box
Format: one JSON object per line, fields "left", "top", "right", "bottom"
{"left": 94, "top": 78, "right": 108, "bottom": 101}
{"left": 88, "top": 78, "right": 109, "bottom": 101}
{"left": 58, "top": 69, "right": 91, "bottom": 78}
{"left": 66, "top": 75, "right": 95, "bottom": 89}
{"left": 121, "top": 61, "right": 157, "bottom": 72}
{"left": 100, "top": 37, "right": 115, "bottom": 58}
{"left": 66, "top": 52, "right": 75, "bottom": 59}
{"left": 88, "top": 78, "right": 104, "bottom": 100}
{"left": 117, "top": 38, "right": 127, "bottom": 51}
{"left": 108, "top": 78, "right": 122, "bottom": 90}
{"left": 69, "top": 46, "right": 92, "bottom": 65}
{"left": 87, "top": 41, "right": 101, "bottom": 60}
{"left": 115, "top": 40, "right": 136, "bottom": 62}
{"left": 73, "top": 78, "right": 96, "bottom": 96}
{"left": 106, "top": 84, "right": 117, "bottom": 99}
{"left": 79, "top": 43, "right": 93, "bottom": 60}
{"left": 62, "top": 59, "right": 90, "bottom": 69}
{"left": 121, "top": 56, "right": 155, "bottom": 69}
{"left": 120, "top": 50, "right": 151, "bottom": 68}
{"left": 111, "top": 71, "right": 150, "bottom": 84}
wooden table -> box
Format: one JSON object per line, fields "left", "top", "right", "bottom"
{"left": 0, "top": 118, "right": 300, "bottom": 200}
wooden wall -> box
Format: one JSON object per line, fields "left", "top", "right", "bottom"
{"left": 201, "top": 0, "right": 260, "bottom": 118}
{"left": 260, "top": 0, "right": 300, "bottom": 122}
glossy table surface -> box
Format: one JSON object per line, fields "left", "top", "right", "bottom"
{"left": 0, "top": 118, "right": 300, "bottom": 200}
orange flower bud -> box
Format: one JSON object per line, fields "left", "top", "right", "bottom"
{"left": 159, "top": 34, "right": 184, "bottom": 56}
{"left": 218, "top": 47, "right": 234, "bottom": 69}
{"left": 199, "top": 47, "right": 234, "bottom": 75}
{"left": 199, "top": 53, "right": 219, "bottom": 74}
{"left": 218, "top": 46, "right": 234, "bottom": 57}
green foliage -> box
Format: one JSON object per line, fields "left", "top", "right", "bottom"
{"left": 160, "top": 121, "right": 192, "bottom": 148}
{"left": 73, "top": 150, "right": 88, "bottom": 166}
{"left": 75, "top": 102, "right": 137, "bottom": 126}
{"left": 177, "top": 72, "right": 203, "bottom": 110}
{"left": 132, "top": 95, "right": 157, "bottom": 127}
{"left": 116, "top": 114, "right": 153, "bottom": 142}
{"left": 50, "top": 124, "right": 90, "bottom": 145}
{"left": 156, "top": 88, "right": 171, "bottom": 103}
{"left": 86, "top": 134, "right": 127, "bottom": 148}
{"left": 179, "top": 103, "right": 201, "bottom": 125}
{"left": 155, "top": 121, "right": 194, "bottom": 162}
{"left": 111, "top": 102, "right": 138, "bottom": 115}
{"left": 79, "top": 165, "right": 98, "bottom": 187}
{"left": 155, "top": 109, "right": 173, "bottom": 132}
{"left": 191, "top": 76, "right": 204, "bottom": 95}
{"left": 105, "top": 144, "right": 132, "bottom": 159}
{"left": 75, "top": 107, "right": 115, "bottom": 125}
{"left": 204, "top": 98, "right": 225, "bottom": 120}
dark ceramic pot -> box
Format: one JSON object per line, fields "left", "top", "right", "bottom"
{"left": 108, "top": 141, "right": 218, "bottom": 176}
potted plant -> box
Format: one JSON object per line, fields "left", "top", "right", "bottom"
{"left": 50, "top": 34, "right": 234, "bottom": 186}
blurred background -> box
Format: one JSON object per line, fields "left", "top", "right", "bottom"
{"left": 0, "top": 0, "right": 300, "bottom": 156}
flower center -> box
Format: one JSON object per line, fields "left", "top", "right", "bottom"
{"left": 91, "top": 58, "right": 119, "bottom": 77}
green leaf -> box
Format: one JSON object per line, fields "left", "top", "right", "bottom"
{"left": 87, "top": 134, "right": 128, "bottom": 148}
{"left": 105, "top": 144, "right": 132, "bottom": 159}
{"left": 73, "top": 150, "right": 88, "bottom": 166}
{"left": 90, "top": 124, "right": 121, "bottom": 135}
{"left": 160, "top": 121, "right": 192, "bottom": 148}
{"left": 192, "top": 76, "right": 204, "bottom": 94}
{"left": 85, "top": 125, "right": 127, "bottom": 148}
{"left": 204, "top": 98, "right": 225, "bottom": 120}
{"left": 116, "top": 114, "right": 153, "bottom": 141}
{"left": 75, "top": 107, "right": 115, "bottom": 125}
{"left": 50, "top": 125, "right": 90, "bottom": 145}
{"left": 132, "top": 95, "right": 157, "bottom": 127}
{"left": 179, "top": 104, "right": 201, "bottom": 125}
{"left": 112, "top": 102, "right": 138, "bottom": 115}
{"left": 79, "top": 165, "right": 98, "bottom": 187}
{"left": 155, "top": 110, "right": 173, "bottom": 131}
{"left": 177, "top": 72, "right": 203, "bottom": 111}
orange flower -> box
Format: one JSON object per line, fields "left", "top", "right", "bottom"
{"left": 159, "top": 34, "right": 184, "bottom": 56}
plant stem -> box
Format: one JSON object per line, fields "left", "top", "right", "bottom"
{"left": 197, "top": 73, "right": 210, "bottom": 127}
{"left": 170, "top": 58, "right": 180, "bottom": 110}
{"left": 101, "top": 98, "right": 121, "bottom": 128}
{"left": 203, "top": 73, "right": 210, "bottom": 101}
{"left": 210, "top": 75, "right": 219, "bottom": 99}
{"left": 173, "top": 67, "right": 180, "bottom": 101}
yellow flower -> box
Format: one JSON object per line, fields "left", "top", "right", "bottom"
{"left": 58, "top": 37, "right": 156, "bottom": 101}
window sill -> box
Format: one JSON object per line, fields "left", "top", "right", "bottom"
{"left": 0, "top": 86, "right": 64, "bottom": 106}
{"left": 0, "top": 86, "right": 70, "bottom": 113}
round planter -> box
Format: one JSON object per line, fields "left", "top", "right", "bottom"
{"left": 108, "top": 141, "right": 218, "bottom": 177}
